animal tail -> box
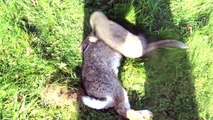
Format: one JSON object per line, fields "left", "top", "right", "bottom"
{"left": 144, "top": 40, "right": 188, "bottom": 54}
{"left": 82, "top": 96, "right": 113, "bottom": 109}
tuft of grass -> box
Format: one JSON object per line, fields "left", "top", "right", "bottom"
{"left": 0, "top": 0, "right": 212, "bottom": 120}
{"left": 0, "top": 0, "right": 83, "bottom": 119}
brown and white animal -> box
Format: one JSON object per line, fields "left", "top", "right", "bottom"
{"left": 81, "top": 33, "right": 153, "bottom": 120}
{"left": 89, "top": 11, "right": 188, "bottom": 58}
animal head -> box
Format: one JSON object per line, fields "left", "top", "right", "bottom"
{"left": 90, "top": 11, "right": 108, "bottom": 29}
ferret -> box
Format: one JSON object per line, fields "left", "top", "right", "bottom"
{"left": 89, "top": 11, "right": 188, "bottom": 58}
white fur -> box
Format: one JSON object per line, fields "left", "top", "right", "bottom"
{"left": 88, "top": 36, "right": 98, "bottom": 42}
{"left": 112, "top": 53, "right": 122, "bottom": 75}
{"left": 82, "top": 96, "right": 113, "bottom": 109}
{"left": 123, "top": 88, "right": 131, "bottom": 109}
{"left": 138, "top": 110, "right": 154, "bottom": 119}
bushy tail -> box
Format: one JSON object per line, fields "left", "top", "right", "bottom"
{"left": 144, "top": 40, "right": 188, "bottom": 54}
{"left": 82, "top": 96, "right": 113, "bottom": 109}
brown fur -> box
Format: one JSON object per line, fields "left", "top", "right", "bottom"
{"left": 81, "top": 33, "right": 153, "bottom": 120}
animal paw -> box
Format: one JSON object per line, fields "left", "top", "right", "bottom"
{"left": 137, "top": 110, "right": 153, "bottom": 120}
{"left": 127, "top": 109, "right": 153, "bottom": 120}
{"left": 88, "top": 36, "right": 98, "bottom": 42}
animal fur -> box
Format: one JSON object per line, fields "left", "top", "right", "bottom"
{"left": 90, "top": 11, "right": 188, "bottom": 58}
{"left": 81, "top": 33, "right": 153, "bottom": 120}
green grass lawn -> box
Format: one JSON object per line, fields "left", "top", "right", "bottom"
{"left": 0, "top": 0, "right": 212, "bottom": 120}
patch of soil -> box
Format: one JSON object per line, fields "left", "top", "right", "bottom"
{"left": 41, "top": 84, "right": 84, "bottom": 107}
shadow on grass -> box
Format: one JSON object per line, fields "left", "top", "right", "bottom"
{"left": 18, "top": 17, "right": 54, "bottom": 60}
{"left": 83, "top": 0, "right": 199, "bottom": 120}
{"left": 18, "top": 16, "right": 85, "bottom": 119}
{"left": 18, "top": 17, "right": 80, "bottom": 88}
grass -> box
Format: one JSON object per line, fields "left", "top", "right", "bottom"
{"left": 0, "top": 0, "right": 212, "bottom": 119}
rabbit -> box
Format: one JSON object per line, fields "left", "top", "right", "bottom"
{"left": 81, "top": 33, "right": 153, "bottom": 120}
{"left": 90, "top": 11, "right": 188, "bottom": 58}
